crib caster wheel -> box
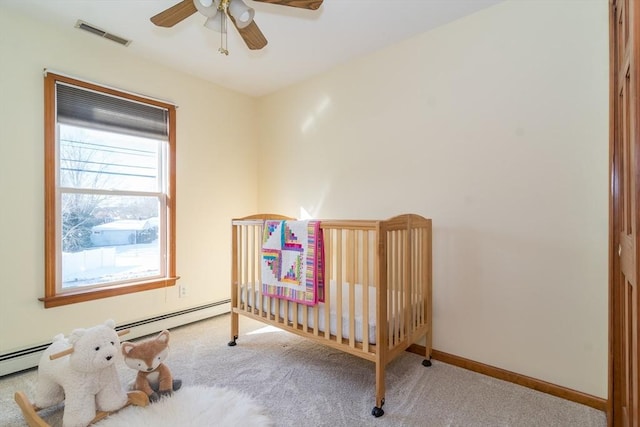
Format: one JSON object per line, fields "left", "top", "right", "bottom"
{"left": 371, "top": 406, "right": 384, "bottom": 417}
{"left": 371, "top": 398, "right": 384, "bottom": 417}
{"left": 422, "top": 359, "right": 432, "bottom": 367}
{"left": 228, "top": 336, "right": 238, "bottom": 346}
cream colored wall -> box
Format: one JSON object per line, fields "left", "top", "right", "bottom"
{"left": 256, "top": 0, "right": 609, "bottom": 398}
{"left": 0, "top": 8, "right": 257, "bottom": 352}
{"left": 0, "top": 0, "right": 609, "bottom": 400}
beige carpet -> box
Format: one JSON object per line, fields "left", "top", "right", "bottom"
{"left": 1, "top": 314, "right": 606, "bottom": 427}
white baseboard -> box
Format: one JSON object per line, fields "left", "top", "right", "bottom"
{"left": 0, "top": 302, "right": 230, "bottom": 377}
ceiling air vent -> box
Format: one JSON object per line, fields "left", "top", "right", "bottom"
{"left": 75, "top": 20, "right": 131, "bottom": 47}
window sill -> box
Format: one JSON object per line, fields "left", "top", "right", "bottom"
{"left": 39, "top": 276, "right": 180, "bottom": 308}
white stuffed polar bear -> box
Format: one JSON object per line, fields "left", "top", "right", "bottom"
{"left": 34, "top": 319, "right": 128, "bottom": 427}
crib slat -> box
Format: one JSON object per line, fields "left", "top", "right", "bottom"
{"left": 395, "top": 231, "right": 401, "bottom": 347}
{"left": 403, "top": 228, "right": 410, "bottom": 343}
{"left": 396, "top": 229, "right": 401, "bottom": 343}
{"left": 336, "top": 229, "right": 343, "bottom": 343}
{"left": 415, "top": 226, "right": 422, "bottom": 327}
{"left": 249, "top": 224, "right": 254, "bottom": 314}
{"left": 388, "top": 230, "right": 395, "bottom": 348}
{"left": 242, "top": 225, "right": 249, "bottom": 314}
{"left": 252, "top": 225, "right": 257, "bottom": 314}
{"left": 347, "top": 229, "right": 355, "bottom": 348}
{"left": 417, "top": 227, "right": 424, "bottom": 326}
{"left": 302, "top": 300, "right": 308, "bottom": 332}
{"left": 324, "top": 229, "right": 332, "bottom": 341}
{"left": 313, "top": 292, "right": 320, "bottom": 337}
{"left": 392, "top": 230, "right": 398, "bottom": 347}
{"left": 391, "top": 230, "right": 397, "bottom": 347}
{"left": 362, "top": 230, "right": 370, "bottom": 351}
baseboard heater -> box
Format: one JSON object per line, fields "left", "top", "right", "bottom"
{"left": 0, "top": 300, "right": 230, "bottom": 377}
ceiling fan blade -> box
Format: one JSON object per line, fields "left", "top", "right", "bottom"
{"left": 230, "top": 17, "right": 268, "bottom": 50}
{"left": 251, "top": 0, "right": 323, "bottom": 10}
{"left": 150, "top": 0, "right": 198, "bottom": 27}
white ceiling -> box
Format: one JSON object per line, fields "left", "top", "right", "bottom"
{"left": 1, "top": 0, "right": 503, "bottom": 97}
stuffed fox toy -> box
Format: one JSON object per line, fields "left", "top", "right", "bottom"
{"left": 121, "top": 330, "right": 182, "bottom": 402}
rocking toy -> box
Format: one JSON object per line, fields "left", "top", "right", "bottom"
{"left": 14, "top": 322, "right": 150, "bottom": 427}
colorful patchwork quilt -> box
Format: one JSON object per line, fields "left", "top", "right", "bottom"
{"left": 262, "top": 220, "right": 324, "bottom": 305}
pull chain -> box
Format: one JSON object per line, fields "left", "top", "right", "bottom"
{"left": 219, "top": 17, "right": 228, "bottom": 55}
{"left": 218, "top": 0, "right": 229, "bottom": 55}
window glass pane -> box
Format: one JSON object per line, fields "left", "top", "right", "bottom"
{"left": 59, "top": 124, "right": 160, "bottom": 192}
{"left": 61, "top": 193, "right": 162, "bottom": 290}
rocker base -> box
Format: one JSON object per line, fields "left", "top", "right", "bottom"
{"left": 14, "top": 390, "right": 149, "bottom": 427}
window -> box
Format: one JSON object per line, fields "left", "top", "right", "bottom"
{"left": 42, "top": 72, "right": 177, "bottom": 308}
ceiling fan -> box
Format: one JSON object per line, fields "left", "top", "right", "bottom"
{"left": 150, "top": 0, "right": 323, "bottom": 53}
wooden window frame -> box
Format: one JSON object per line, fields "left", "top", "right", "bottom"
{"left": 41, "top": 72, "right": 177, "bottom": 308}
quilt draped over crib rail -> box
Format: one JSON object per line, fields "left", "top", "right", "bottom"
{"left": 261, "top": 220, "right": 324, "bottom": 305}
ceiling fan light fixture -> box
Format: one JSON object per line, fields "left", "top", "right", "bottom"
{"left": 151, "top": 0, "right": 323, "bottom": 51}
{"left": 228, "top": 0, "right": 255, "bottom": 29}
{"left": 193, "top": 0, "right": 220, "bottom": 18}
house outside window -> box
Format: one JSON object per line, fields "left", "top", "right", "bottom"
{"left": 42, "top": 72, "right": 177, "bottom": 308}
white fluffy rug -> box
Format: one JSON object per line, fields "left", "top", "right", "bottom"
{"left": 94, "top": 385, "right": 273, "bottom": 427}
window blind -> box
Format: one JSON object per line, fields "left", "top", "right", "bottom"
{"left": 56, "top": 83, "right": 168, "bottom": 140}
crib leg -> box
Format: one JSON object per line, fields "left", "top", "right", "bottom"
{"left": 229, "top": 309, "right": 239, "bottom": 346}
{"left": 373, "top": 360, "right": 385, "bottom": 417}
{"left": 423, "top": 329, "right": 432, "bottom": 367}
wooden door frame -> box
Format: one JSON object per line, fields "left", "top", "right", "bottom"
{"left": 607, "top": 0, "right": 621, "bottom": 427}
{"left": 609, "top": 2, "right": 620, "bottom": 425}
{"left": 609, "top": 0, "right": 616, "bottom": 421}
{"left": 609, "top": 0, "right": 640, "bottom": 425}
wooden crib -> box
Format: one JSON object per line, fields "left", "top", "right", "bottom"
{"left": 229, "top": 213, "right": 432, "bottom": 417}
